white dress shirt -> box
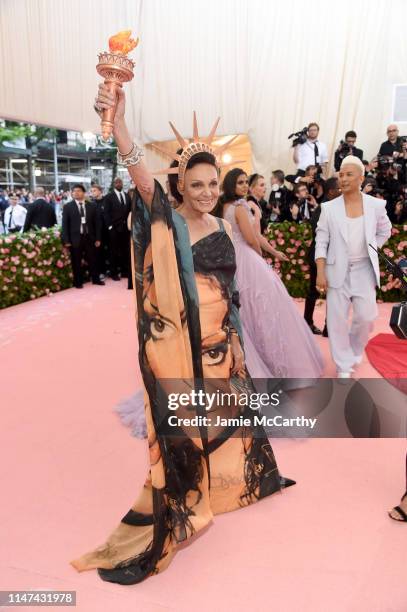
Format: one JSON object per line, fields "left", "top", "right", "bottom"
{"left": 75, "top": 200, "right": 86, "bottom": 234}
{"left": 114, "top": 189, "right": 126, "bottom": 206}
{"left": 4, "top": 204, "right": 27, "bottom": 233}
{"left": 297, "top": 139, "right": 328, "bottom": 171}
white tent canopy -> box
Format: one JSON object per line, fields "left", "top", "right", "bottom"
{"left": 1, "top": 0, "right": 406, "bottom": 175}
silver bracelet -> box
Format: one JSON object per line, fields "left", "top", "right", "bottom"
{"left": 117, "top": 143, "right": 144, "bottom": 167}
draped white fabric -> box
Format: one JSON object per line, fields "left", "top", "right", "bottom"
{"left": 1, "top": 0, "right": 406, "bottom": 175}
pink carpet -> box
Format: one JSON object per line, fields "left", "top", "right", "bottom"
{"left": 1, "top": 282, "right": 406, "bottom": 612}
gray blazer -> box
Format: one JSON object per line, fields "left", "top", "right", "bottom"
{"left": 315, "top": 193, "right": 392, "bottom": 288}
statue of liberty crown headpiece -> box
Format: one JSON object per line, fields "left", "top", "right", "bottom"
{"left": 152, "top": 112, "right": 240, "bottom": 190}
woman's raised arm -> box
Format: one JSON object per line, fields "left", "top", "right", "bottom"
{"left": 95, "top": 83, "right": 155, "bottom": 207}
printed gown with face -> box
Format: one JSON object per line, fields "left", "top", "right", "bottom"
{"left": 71, "top": 181, "right": 291, "bottom": 584}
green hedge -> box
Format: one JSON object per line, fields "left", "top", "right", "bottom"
{"left": 265, "top": 222, "right": 406, "bottom": 302}
{"left": 0, "top": 222, "right": 405, "bottom": 309}
{"left": 0, "top": 228, "right": 73, "bottom": 309}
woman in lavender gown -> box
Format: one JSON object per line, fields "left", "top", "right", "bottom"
{"left": 218, "top": 168, "right": 324, "bottom": 380}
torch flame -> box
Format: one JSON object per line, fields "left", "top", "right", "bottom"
{"left": 108, "top": 30, "right": 139, "bottom": 55}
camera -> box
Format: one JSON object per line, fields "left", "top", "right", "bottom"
{"left": 336, "top": 140, "right": 353, "bottom": 159}
{"left": 288, "top": 127, "right": 308, "bottom": 147}
{"left": 377, "top": 155, "right": 403, "bottom": 173}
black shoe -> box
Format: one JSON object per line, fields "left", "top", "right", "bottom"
{"left": 111, "top": 275, "right": 120, "bottom": 281}
{"left": 322, "top": 326, "right": 329, "bottom": 338}
{"left": 388, "top": 492, "right": 407, "bottom": 522}
{"left": 92, "top": 280, "right": 105, "bottom": 286}
{"left": 308, "top": 323, "right": 322, "bottom": 335}
{"left": 74, "top": 284, "right": 83, "bottom": 289}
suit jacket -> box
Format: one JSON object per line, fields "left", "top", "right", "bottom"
{"left": 103, "top": 190, "right": 131, "bottom": 230}
{"left": 23, "top": 198, "right": 57, "bottom": 231}
{"left": 62, "top": 200, "right": 101, "bottom": 247}
{"left": 307, "top": 204, "right": 323, "bottom": 263}
{"left": 315, "top": 193, "right": 392, "bottom": 288}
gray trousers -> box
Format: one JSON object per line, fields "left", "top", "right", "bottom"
{"left": 327, "top": 258, "right": 377, "bottom": 373}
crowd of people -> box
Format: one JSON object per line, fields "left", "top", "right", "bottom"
{"left": 256, "top": 123, "right": 407, "bottom": 227}
{"left": 1, "top": 121, "right": 405, "bottom": 326}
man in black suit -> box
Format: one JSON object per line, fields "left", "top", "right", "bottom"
{"left": 23, "top": 187, "right": 57, "bottom": 231}
{"left": 303, "top": 177, "right": 340, "bottom": 335}
{"left": 61, "top": 184, "right": 104, "bottom": 289}
{"left": 334, "top": 131, "right": 364, "bottom": 171}
{"left": 90, "top": 184, "right": 108, "bottom": 277}
{"left": 103, "top": 177, "right": 131, "bottom": 281}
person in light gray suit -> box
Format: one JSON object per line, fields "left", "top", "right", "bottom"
{"left": 315, "top": 156, "right": 392, "bottom": 377}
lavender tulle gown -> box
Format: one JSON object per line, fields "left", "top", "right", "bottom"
{"left": 223, "top": 200, "right": 324, "bottom": 379}
{"left": 116, "top": 199, "right": 324, "bottom": 439}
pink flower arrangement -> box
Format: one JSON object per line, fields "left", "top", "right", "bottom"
{"left": 0, "top": 227, "right": 73, "bottom": 307}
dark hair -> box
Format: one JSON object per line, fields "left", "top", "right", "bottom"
{"left": 168, "top": 150, "right": 218, "bottom": 204}
{"left": 215, "top": 168, "right": 247, "bottom": 217}
{"left": 221, "top": 168, "right": 247, "bottom": 202}
{"left": 345, "top": 130, "right": 357, "bottom": 139}
{"left": 308, "top": 122, "right": 319, "bottom": 131}
{"left": 272, "top": 169, "right": 285, "bottom": 184}
{"left": 324, "top": 177, "right": 339, "bottom": 198}
{"left": 72, "top": 183, "right": 86, "bottom": 192}
{"left": 305, "top": 164, "right": 317, "bottom": 174}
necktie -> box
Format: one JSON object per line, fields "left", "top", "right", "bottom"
{"left": 314, "top": 143, "right": 319, "bottom": 165}
{"left": 8, "top": 208, "right": 13, "bottom": 229}
{"left": 119, "top": 191, "right": 125, "bottom": 206}
{"left": 79, "top": 202, "right": 87, "bottom": 234}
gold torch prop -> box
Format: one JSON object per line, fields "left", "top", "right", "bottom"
{"left": 96, "top": 31, "right": 139, "bottom": 142}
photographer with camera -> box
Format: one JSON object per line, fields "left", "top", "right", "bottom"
{"left": 290, "top": 183, "right": 318, "bottom": 223}
{"left": 291, "top": 122, "right": 328, "bottom": 178}
{"left": 296, "top": 164, "right": 325, "bottom": 203}
{"left": 267, "top": 170, "right": 293, "bottom": 223}
{"left": 376, "top": 156, "right": 404, "bottom": 219}
{"left": 392, "top": 190, "right": 407, "bottom": 224}
{"left": 379, "top": 125, "right": 404, "bottom": 157}
{"left": 334, "top": 131, "right": 363, "bottom": 171}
